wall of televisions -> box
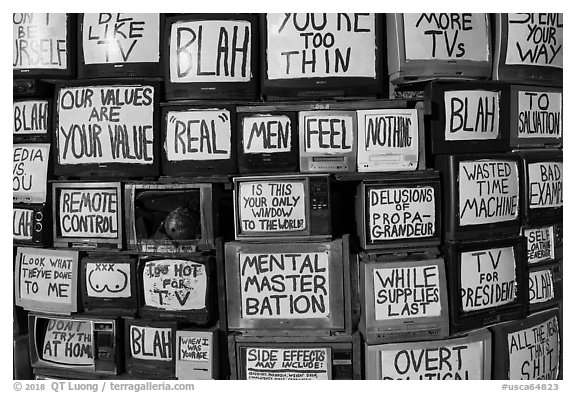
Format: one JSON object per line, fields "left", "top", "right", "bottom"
{"left": 13, "top": 13, "right": 562, "bottom": 380}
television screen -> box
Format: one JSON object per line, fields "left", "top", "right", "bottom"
{"left": 13, "top": 143, "right": 50, "bottom": 205}
{"left": 523, "top": 224, "right": 560, "bottom": 265}
{"left": 13, "top": 13, "right": 75, "bottom": 78}
{"left": 387, "top": 13, "right": 491, "bottom": 84}
{"left": 493, "top": 13, "right": 562, "bottom": 85}
{"left": 262, "top": 13, "right": 383, "bottom": 99}
{"left": 15, "top": 247, "right": 79, "bottom": 315}
{"left": 53, "top": 80, "right": 160, "bottom": 178}
{"left": 528, "top": 264, "right": 561, "bottom": 313}
{"left": 13, "top": 204, "right": 50, "bottom": 246}
{"left": 233, "top": 174, "right": 331, "bottom": 241}
{"left": 125, "top": 182, "right": 216, "bottom": 253}
{"left": 164, "top": 14, "right": 258, "bottom": 100}
{"left": 79, "top": 13, "right": 162, "bottom": 78}
{"left": 13, "top": 99, "right": 51, "bottom": 142}
{"left": 510, "top": 85, "right": 562, "bottom": 148}
{"left": 176, "top": 328, "right": 219, "bottom": 380}
{"left": 52, "top": 181, "right": 123, "bottom": 250}
{"left": 365, "top": 328, "right": 492, "bottom": 380}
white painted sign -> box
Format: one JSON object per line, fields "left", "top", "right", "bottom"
{"left": 524, "top": 226, "right": 555, "bottom": 264}
{"left": 243, "top": 115, "right": 292, "bottom": 154}
{"left": 238, "top": 181, "right": 306, "bottom": 233}
{"left": 13, "top": 144, "right": 50, "bottom": 204}
{"left": 368, "top": 186, "right": 436, "bottom": 241}
{"left": 528, "top": 162, "right": 562, "bottom": 209}
{"left": 246, "top": 347, "right": 330, "bottom": 380}
{"left": 13, "top": 13, "right": 68, "bottom": 70}
{"left": 373, "top": 265, "right": 442, "bottom": 320}
{"left": 459, "top": 160, "right": 519, "bottom": 226}
{"left": 179, "top": 334, "right": 211, "bottom": 362}
{"left": 517, "top": 91, "right": 562, "bottom": 139}
{"left": 445, "top": 91, "right": 500, "bottom": 140}
{"left": 165, "top": 109, "right": 231, "bottom": 161}
{"left": 528, "top": 269, "right": 554, "bottom": 305}
{"left": 266, "top": 13, "right": 376, "bottom": 79}
{"left": 14, "top": 101, "right": 49, "bottom": 135}
{"left": 170, "top": 20, "right": 251, "bottom": 83}
{"left": 506, "top": 13, "right": 563, "bottom": 68}
{"left": 82, "top": 13, "right": 160, "bottom": 64}
{"left": 130, "top": 325, "right": 173, "bottom": 361}
{"left": 239, "top": 252, "right": 330, "bottom": 319}
{"left": 13, "top": 208, "right": 34, "bottom": 241}
{"left": 460, "top": 246, "right": 517, "bottom": 312}
{"left": 403, "top": 13, "right": 489, "bottom": 61}
{"left": 43, "top": 319, "right": 93, "bottom": 365}
{"left": 58, "top": 188, "right": 119, "bottom": 238}
{"left": 56, "top": 85, "right": 155, "bottom": 165}
{"left": 86, "top": 262, "right": 131, "bottom": 298}
{"left": 143, "top": 259, "right": 207, "bottom": 311}
{"left": 302, "top": 113, "right": 354, "bottom": 153}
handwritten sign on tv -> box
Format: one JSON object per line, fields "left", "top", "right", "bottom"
{"left": 403, "top": 13, "right": 489, "bottom": 61}
{"left": 170, "top": 20, "right": 251, "bottom": 83}
{"left": 14, "top": 101, "right": 49, "bottom": 136}
{"left": 459, "top": 160, "right": 519, "bottom": 226}
{"left": 380, "top": 340, "right": 485, "bottom": 380}
{"left": 506, "top": 13, "right": 563, "bottom": 68}
{"left": 373, "top": 265, "right": 441, "bottom": 320}
{"left": 56, "top": 85, "right": 155, "bottom": 165}
{"left": 302, "top": 113, "right": 354, "bottom": 154}
{"left": 58, "top": 188, "right": 119, "bottom": 238}
{"left": 86, "top": 262, "right": 131, "bottom": 298}
{"left": 517, "top": 91, "right": 562, "bottom": 139}
{"left": 13, "top": 208, "right": 34, "bottom": 241}
{"left": 19, "top": 248, "right": 76, "bottom": 305}
{"left": 245, "top": 347, "right": 330, "bottom": 380}
{"left": 82, "top": 13, "right": 159, "bottom": 64}
{"left": 130, "top": 325, "right": 173, "bottom": 361}
{"left": 239, "top": 252, "right": 330, "bottom": 319}
{"left": 13, "top": 13, "right": 68, "bottom": 70}
{"left": 143, "top": 259, "right": 207, "bottom": 311}
{"left": 266, "top": 13, "right": 376, "bottom": 79}
{"left": 43, "top": 319, "right": 93, "bottom": 366}
{"left": 243, "top": 115, "right": 292, "bottom": 154}
{"left": 368, "top": 186, "right": 435, "bottom": 241}
{"left": 524, "top": 226, "right": 555, "bottom": 264}
{"left": 528, "top": 269, "right": 554, "bottom": 305}
{"left": 165, "top": 109, "right": 231, "bottom": 161}
{"left": 460, "top": 246, "right": 517, "bottom": 312}
{"left": 357, "top": 109, "right": 418, "bottom": 156}
{"left": 13, "top": 144, "right": 50, "bottom": 204}
{"left": 528, "top": 162, "right": 562, "bottom": 209}
{"left": 508, "top": 314, "right": 560, "bottom": 379}
{"left": 179, "top": 334, "right": 211, "bottom": 361}
{"left": 444, "top": 91, "right": 500, "bottom": 140}
{"left": 238, "top": 181, "right": 306, "bottom": 233}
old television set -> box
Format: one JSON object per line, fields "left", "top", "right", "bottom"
{"left": 13, "top": 99, "right": 51, "bottom": 143}
{"left": 164, "top": 14, "right": 259, "bottom": 100}
{"left": 435, "top": 153, "right": 521, "bottom": 241}
{"left": 516, "top": 149, "right": 562, "bottom": 226}
{"left": 80, "top": 254, "right": 138, "bottom": 317}
{"left": 523, "top": 223, "right": 562, "bottom": 265}
{"left": 125, "top": 182, "right": 217, "bottom": 253}
{"left": 365, "top": 328, "right": 492, "bottom": 380}
{"left": 13, "top": 13, "right": 76, "bottom": 79}
{"left": 236, "top": 104, "right": 299, "bottom": 174}
{"left": 137, "top": 254, "right": 215, "bottom": 325}
{"left": 124, "top": 318, "right": 177, "bottom": 379}
{"left": 229, "top": 332, "right": 361, "bottom": 380}
{"left": 261, "top": 13, "right": 384, "bottom": 99}
{"left": 387, "top": 13, "right": 492, "bottom": 85}
{"left": 52, "top": 181, "right": 123, "bottom": 250}
{"left": 491, "top": 308, "right": 561, "bottom": 380}
{"left": 528, "top": 263, "right": 561, "bottom": 314}
{"left": 299, "top": 109, "right": 357, "bottom": 172}
{"left": 225, "top": 236, "right": 352, "bottom": 335}
{"left": 425, "top": 81, "right": 510, "bottom": 155}
{"left": 161, "top": 103, "right": 237, "bottom": 176}
{"left": 13, "top": 143, "right": 51, "bottom": 205}
{"left": 15, "top": 247, "right": 80, "bottom": 315}
{"left": 233, "top": 174, "right": 331, "bottom": 241}
{"left": 13, "top": 204, "right": 51, "bottom": 246}
{"left": 492, "top": 13, "right": 562, "bottom": 85}
{"left": 28, "top": 313, "right": 122, "bottom": 378}
{"left": 176, "top": 327, "right": 219, "bottom": 380}
{"left": 444, "top": 236, "right": 528, "bottom": 334}
{"left": 78, "top": 13, "right": 163, "bottom": 78}
{"left": 358, "top": 255, "right": 449, "bottom": 344}
{"left": 355, "top": 171, "right": 441, "bottom": 251}
{"left": 53, "top": 79, "right": 160, "bottom": 178}
{"left": 510, "top": 85, "right": 562, "bottom": 149}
